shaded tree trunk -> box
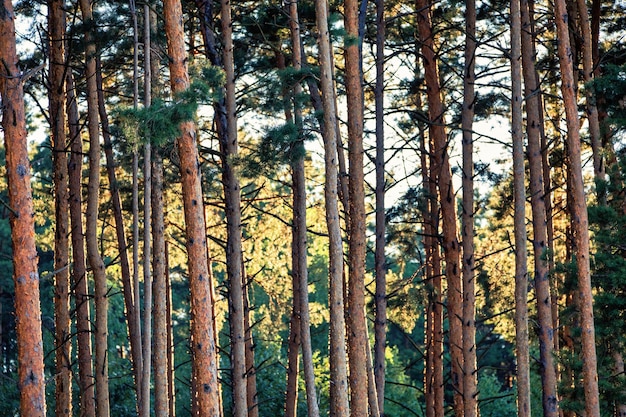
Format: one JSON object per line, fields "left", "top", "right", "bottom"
{"left": 374, "top": 0, "right": 387, "bottom": 411}
{"left": 67, "top": 69, "right": 97, "bottom": 417}
{"left": 415, "top": 1, "right": 463, "bottom": 415}
{"left": 242, "top": 263, "right": 258, "bottom": 417}
{"left": 77, "top": 0, "right": 110, "bottom": 412}
{"left": 97, "top": 51, "right": 143, "bottom": 414}
{"left": 166, "top": 242, "right": 177, "bottom": 417}
{"left": 141, "top": 5, "right": 153, "bottom": 415}
{"left": 288, "top": 2, "right": 321, "bottom": 415}
{"left": 554, "top": 1, "right": 601, "bottom": 415}
{"left": 152, "top": 151, "right": 169, "bottom": 417}
{"left": 48, "top": 0, "right": 71, "bottom": 413}
{"left": 511, "top": 0, "right": 531, "bottom": 415}
{"left": 314, "top": 0, "right": 350, "bottom": 414}
{"left": 345, "top": 0, "right": 368, "bottom": 414}
{"left": 163, "top": 0, "right": 221, "bottom": 413}
{"left": 219, "top": 0, "right": 248, "bottom": 414}
{"left": 0, "top": 5, "right": 46, "bottom": 414}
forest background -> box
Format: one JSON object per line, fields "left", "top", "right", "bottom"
{"left": 1, "top": 0, "right": 626, "bottom": 415}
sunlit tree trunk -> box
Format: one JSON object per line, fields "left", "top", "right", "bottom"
{"left": 415, "top": 1, "right": 463, "bottom": 415}
{"left": 0, "top": 5, "right": 46, "bottom": 414}
{"left": 48, "top": 0, "right": 71, "bottom": 414}
{"left": 314, "top": 0, "right": 350, "bottom": 414}
{"left": 78, "top": 0, "right": 110, "bottom": 413}
{"left": 520, "top": 0, "right": 558, "bottom": 414}
{"left": 163, "top": 0, "right": 221, "bottom": 413}
{"left": 67, "top": 69, "right": 97, "bottom": 417}
{"left": 554, "top": 1, "right": 601, "bottom": 415}
{"left": 511, "top": 0, "right": 530, "bottom": 414}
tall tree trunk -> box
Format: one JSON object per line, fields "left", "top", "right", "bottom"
{"left": 288, "top": 2, "right": 321, "bottom": 415}
{"left": 554, "top": 1, "right": 601, "bottom": 415}
{"left": 163, "top": 0, "right": 221, "bottom": 413}
{"left": 141, "top": 5, "right": 153, "bottom": 415}
{"left": 165, "top": 243, "right": 176, "bottom": 417}
{"left": 77, "top": 0, "right": 110, "bottom": 413}
{"left": 242, "top": 263, "right": 258, "bottom": 417}
{"left": 152, "top": 151, "right": 169, "bottom": 417}
{"left": 520, "top": 0, "right": 559, "bottom": 414}
{"left": 415, "top": 1, "right": 463, "bottom": 415}
{"left": 461, "top": 0, "right": 478, "bottom": 415}
{"left": 314, "top": 0, "right": 350, "bottom": 414}
{"left": 67, "top": 70, "right": 97, "bottom": 417}
{"left": 48, "top": 0, "right": 71, "bottom": 414}
{"left": 511, "top": 0, "right": 531, "bottom": 415}
{"left": 97, "top": 52, "right": 143, "bottom": 413}
{"left": 131, "top": 2, "right": 143, "bottom": 409}
{"left": 0, "top": 5, "right": 46, "bottom": 414}
{"left": 219, "top": 0, "right": 248, "bottom": 414}
{"left": 576, "top": 0, "right": 603, "bottom": 186}
{"left": 374, "top": 0, "right": 387, "bottom": 411}
{"left": 344, "top": 0, "right": 368, "bottom": 415}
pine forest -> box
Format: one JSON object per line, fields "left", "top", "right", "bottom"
{"left": 1, "top": 0, "right": 626, "bottom": 415}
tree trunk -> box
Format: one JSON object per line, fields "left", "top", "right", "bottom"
{"left": 48, "top": 0, "right": 71, "bottom": 414}
{"left": 219, "top": 0, "right": 248, "bottom": 415}
{"left": 520, "top": 0, "right": 559, "bottom": 414}
{"left": 288, "top": 2, "right": 321, "bottom": 415}
{"left": 554, "top": 1, "right": 601, "bottom": 415}
{"left": 374, "top": 0, "right": 387, "bottom": 412}
{"left": 344, "top": 0, "right": 368, "bottom": 415}
{"left": 77, "top": 0, "right": 110, "bottom": 413}
{"left": 97, "top": 52, "right": 143, "bottom": 413}
{"left": 314, "top": 0, "right": 350, "bottom": 414}
{"left": 141, "top": 5, "right": 153, "bottom": 415}
{"left": 462, "top": 0, "right": 478, "bottom": 415}
{"left": 511, "top": 0, "right": 531, "bottom": 415}
{"left": 0, "top": 5, "right": 46, "bottom": 414}
{"left": 415, "top": 1, "right": 463, "bottom": 415}
{"left": 166, "top": 243, "right": 177, "bottom": 417}
{"left": 576, "top": 0, "right": 603, "bottom": 186}
{"left": 163, "top": 0, "right": 221, "bottom": 413}
{"left": 152, "top": 151, "right": 169, "bottom": 417}
{"left": 67, "top": 69, "right": 97, "bottom": 417}
{"left": 242, "top": 263, "right": 258, "bottom": 417}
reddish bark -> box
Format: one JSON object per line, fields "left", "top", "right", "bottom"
{"left": 163, "top": 0, "right": 221, "bottom": 412}
{"left": 0, "top": 3, "right": 46, "bottom": 414}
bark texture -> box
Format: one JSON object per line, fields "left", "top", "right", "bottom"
{"left": 511, "top": 0, "right": 531, "bottom": 415}
{"left": 48, "top": 0, "right": 72, "bottom": 413}
{"left": 345, "top": 0, "right": 368, "bottom": 414}
{"left": 415, "top": 1, "right": 463, "bottom": 414}
{"left": 461, "top": 0, "right": 478, "bottom": 415}
{"left": 163, "top": 0, "right": 221, "bottom": 413}
{"left": 67, "top": 70, "right": 97, "bottom": 417}
{"left": 520, "top": 0, "right": 558, "bottom": 413}
{"left": 553, "top": 1, "right": 601, "bottom": 415}
{"left": 0, "top": 3, "right": 46, "bottom": 414}
{"left": 314, "top": 0, "right": 350, "bottom": 414}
